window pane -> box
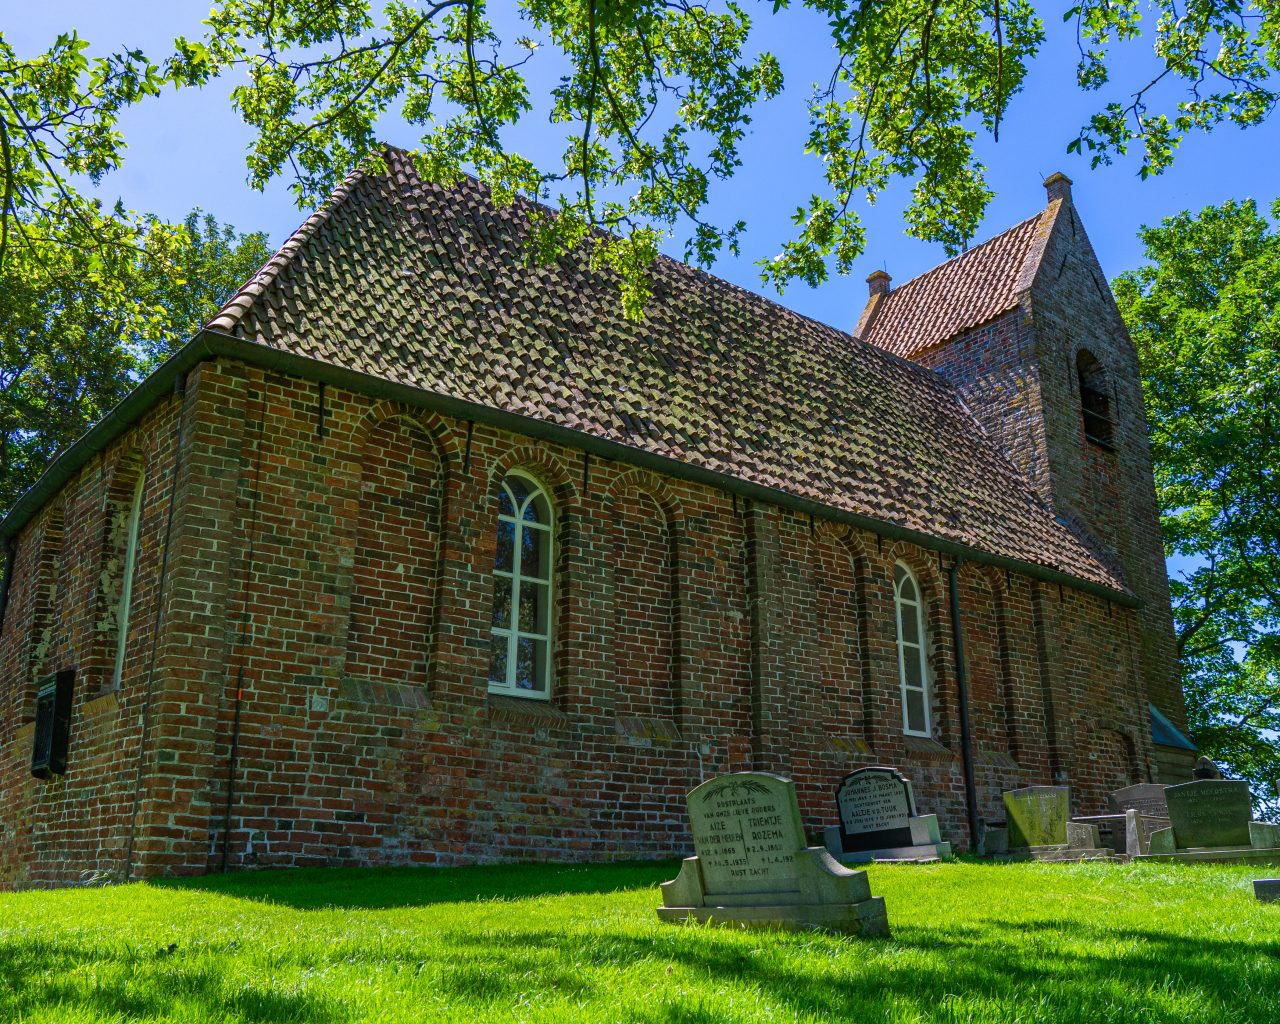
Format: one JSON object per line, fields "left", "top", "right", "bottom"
{"left": 507, "top": 476, "right": 531, "bottom": 507}
{"left": 525, "top": 491, "right": 548, "bottom": 524}
{"left": 488, "top": 634, "right": 509, "bottom": 686}
{"left": 906, "top": 688, "right": 927, "bottom": 734}
{"left": 518, "top": 580, "right": 549, "bottom": 634}
{"left": 496, "top": 519, "right": 515, "bottom": 573}
{"left": 499, "top": 485, "right": 515, "bottom": 518}
{"left": 521, "top": 526, "right": 548, "bottom": 580}
{"left": 899, "top": 604, "right": 920, "bottom": 647}
{"left": 515, "top": 637, "right": 547, "bottom": 691}
{"left": 491, "top": 576, "right": 512, "bottom": 629}
{"left": 902, "top": 648, "right": 923, "bottom": 689}
{"left": 896, "top": 567, "right": 917, "bottom": 603}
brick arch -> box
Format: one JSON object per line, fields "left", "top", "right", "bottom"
{"left": 804, "top": 524, "right": 870, "bottom": 735}
{"left": 485, "top": 444, "right": 580, "bottom": 516}
{"left": 956, "top": 561, "right": 1015, "bottom": 758}
{"left": 1077, "top": 725, "right": 1143, "bottom": 810}
{"left": 341, "top": 414, "right": 446, "bottom": 691}
{"left": 605, "top": 473, "right": 681, "bottom": 721}
{"left": 22, "top": 504, "right": 67, "bottom": 720}
{"left": 349, "top": 401, "right": 459, "bottom": 471}
{"left": 92, "top": 447, "right": 149, "bottom": 694}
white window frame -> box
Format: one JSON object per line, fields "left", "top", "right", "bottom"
{"left": 111, "top": 470, "right": 145, "bottom": 690}
{"left": 488, "top": 471, "right": 554, "bottom": 699}
{"left": 894, "top": 561, "right": 932, "bottom": 737}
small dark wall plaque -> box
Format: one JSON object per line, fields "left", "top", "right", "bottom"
{"left": 836, "top": 767, "right": 916, "bottom": 853}
{"left": 31, "top": 669, "right": 75, "bottom": 780}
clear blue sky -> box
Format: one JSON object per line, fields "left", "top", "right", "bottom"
{"left": 10, "top": 2, "right": 1279, "bottom": 335}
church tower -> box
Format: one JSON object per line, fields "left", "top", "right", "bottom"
{"left": 854, "top": 173, "right": 1193, "bottom": 780}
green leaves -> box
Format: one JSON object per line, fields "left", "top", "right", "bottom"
{"left": 6, "top": 6, "right": 1280, "bottom": 318}
{"left": 1116, "top": 199, "right": 1280, "bottom": 817}
{"left": 0, "top": 210, "right": 272, "bottom": 518}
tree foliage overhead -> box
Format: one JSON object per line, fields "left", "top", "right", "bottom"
{"left": 1114, "top": 200, "right": 1280, "bottom": 817}
{"left": 0, "top": 211, "right": 272, "bottom": 518}
{"left": 3, "top": 4, "right": 1279, "bottom": 318}
{"left": 173, "top": 0, "right": 1277, "bottom": 313}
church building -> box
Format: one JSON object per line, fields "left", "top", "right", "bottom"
{"left": 0, "top": 151, "right": 1195, "bottom": 886}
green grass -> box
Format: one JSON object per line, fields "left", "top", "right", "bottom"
{"left": 1, "top": 859, "right": 1277, "bottom": 1023}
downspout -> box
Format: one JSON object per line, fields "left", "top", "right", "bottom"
{"left": 947, "top": 556, "right": 982, "bottom": 852}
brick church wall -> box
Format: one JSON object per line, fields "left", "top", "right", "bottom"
{"left": 0, "top": 356, "right": 1157, "bottom": 886}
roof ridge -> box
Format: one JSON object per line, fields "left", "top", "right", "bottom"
{"left": 881, "top": 210, "right": 1043, "bottom": 299}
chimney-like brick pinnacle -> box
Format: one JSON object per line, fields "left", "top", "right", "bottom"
{"left": 1044, "top": 172, "right": 1073, "bottom": 205}
{"left": 867, "top": 269, "right": 892, "bottom": 297}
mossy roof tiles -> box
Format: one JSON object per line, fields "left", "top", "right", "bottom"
{"left": 208, "top": 149, "right": 1123, "bottom": 592}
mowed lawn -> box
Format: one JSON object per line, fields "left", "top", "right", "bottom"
{"left": 1, "top": 859, "right": 1277, "bottom": 1024}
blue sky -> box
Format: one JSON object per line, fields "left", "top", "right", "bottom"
{"left": 10, "top": 2, "right": 1278, "bottom": 336}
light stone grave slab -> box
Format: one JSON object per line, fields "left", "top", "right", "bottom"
{"left": 1109, "top": 783, "right": 1169, "bottom": 817}
{"left": 824, "top": 766, "right": 952, "bottom": 864}
{"left": 658, "top": 772, "right": 890, "bottom": 935}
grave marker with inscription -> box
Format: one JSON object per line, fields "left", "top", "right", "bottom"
{"left": 1136, "top": 778, "right": 1280, "bottom": 865}
{"left": 990, "top": 785, "right": 1115, "bottom": 861}
{"left": 823, "top": 767, "right": 952, "bottom": 863}
{"left": 658, "top": 772, "right": 890, "bottom": 935}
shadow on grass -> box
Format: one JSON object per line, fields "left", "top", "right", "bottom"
{"left": 0, "top": 937, "right": 345, "bottom": 1024}
{"left": 152, "top": 858, "right": 680, "bottom": 909}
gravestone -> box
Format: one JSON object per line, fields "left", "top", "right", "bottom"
{"left": 1165, "top": 780, "right": 1252, "bottom": 848}
{"left": 824, "top": 767, "right": 951, "bottom": 864}
{"left": 1005, "top": 786, "right": 1069, "bottom": 848}
{"left": 1193, "top": 756, "right": 1223, "bottom": 780}
{"left": 1109, "top": 784, "right": 1168, "bottom": 817}
{"left": 658, "top": 772, "right": 890, "bottom": 935}
{"left": 1137, "top": 779, "right": 1280, "bottom": 865}
{"left": 993, "top": 785, "right": 1115, "bottom": 861}
{"left": 1255, "top": 879, "right": 1280, "bottom": 903}
{"left": 1099, "top": 784, "right": 1171, "bottom": 856}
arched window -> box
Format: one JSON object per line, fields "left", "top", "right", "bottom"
{"left": 488, "top": 472, "right": 553, "bottom": 698}
{"left": 110, "top": 469, "right": 146, "bottom": 690}
{"left": 1076, "top": 350, "right": 1114, "bottom": 449}
{"left": 894, "top": 562, "right": 931, "bottom": 737}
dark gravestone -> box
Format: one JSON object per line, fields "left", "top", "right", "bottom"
{"left": 835, "top": 768, "right": 916, "bottom": 853}
{"left": 1109, "top": 784, "right": 1168, "bottom": 818}
{"left": 1004, "top": 786, "right": 1070, "bottom": 848}
{"left": 1165, "top": 779, "right": 1252, "bottom": 848}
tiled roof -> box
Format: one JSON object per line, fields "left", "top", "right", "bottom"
{"left": 208, "top": 150, "right": 1123, "bottom": 593}
{"left": 855, "top": 209, "right": 1056, "bottom": 357}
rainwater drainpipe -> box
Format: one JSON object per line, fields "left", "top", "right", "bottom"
{"left": 947, "top": 555, "right": 982, "bottom": 852}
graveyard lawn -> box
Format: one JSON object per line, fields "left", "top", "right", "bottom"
{"left": 1, "top": 860, "right": 1277, "bottom": 1024}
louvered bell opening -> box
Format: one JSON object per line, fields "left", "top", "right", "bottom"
{"left": 1080, "top": 384, "right": 1114, "bottom": 450}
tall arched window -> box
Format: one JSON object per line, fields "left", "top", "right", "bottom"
{"left": 488, "top": 472, "right": 553, "bottom": 698}
{"left": 111, "top": 469, "right": 146, "bottom": 690}
{"left": 1076, "top": 350, "right": 1114, "bottom": 449}
{"left": 894, "top": 562, "right": 931, "bottom": 737}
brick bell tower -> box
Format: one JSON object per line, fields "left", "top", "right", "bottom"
{"left": 860, "top": 172, "right": 1194, "bottom": 781}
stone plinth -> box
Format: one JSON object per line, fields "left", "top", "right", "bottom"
{"left": 658, "top": 772, "right": 890, "bottom": 936}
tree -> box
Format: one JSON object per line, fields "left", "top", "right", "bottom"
{"left": 0, "top": 210, "right": 271, "bottom": 517}
{"left": 5, "top": 4, "right": 1280, "bottom": 318}
{"left": 1114, "top": 200, "right": 1280, "bottom": 819}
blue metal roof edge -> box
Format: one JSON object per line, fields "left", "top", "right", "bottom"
{"left": 1149, "top": 702, "right": 1197, "bottom": 751}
